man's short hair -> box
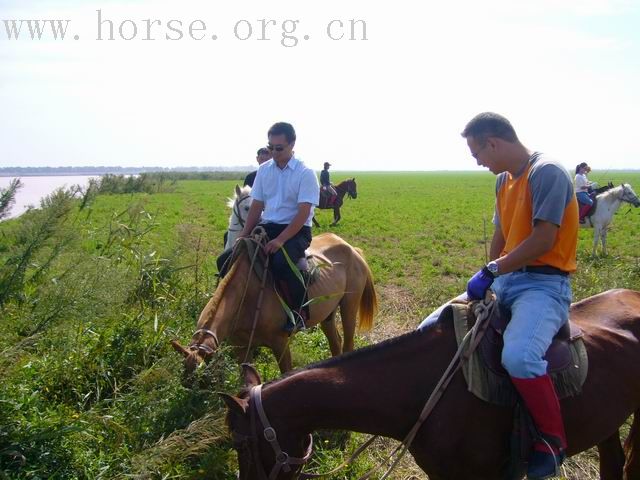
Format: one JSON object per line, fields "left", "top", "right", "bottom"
{"left": 461, "top": 112, "right": 519, "bottom": 144}
{"left": 257, "top": 147, "right": 270, "bottom": 156}
{"left": 268, "top": 122, "right": 296, "bottom": 144}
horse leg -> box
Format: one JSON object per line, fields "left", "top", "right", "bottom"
{"left": 270, "top": 337, "right": 293, "bottom": 373}
{"left": 597, "top": 430, "right": 625, "bottom": 480}
{"left": 593, "top": 226, "right": 601, "bottom": 256}
{"left": 339, "top": 295, "right": 359, "bottom": 353}
{"left": 601, "top": 226, "right": 608, "bottom": 256}
{"left": 319, "top": 309, "right": 342, "bottom": 357}
{"left": 624, "top": 410, "right": 640, "bottom": 479}
{"left": 331, "top": 207, "right": 340, "bottom": 226}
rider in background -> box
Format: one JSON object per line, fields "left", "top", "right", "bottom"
{"left": 320, "top": 162, "right": 337, "bottom": 206}
{"left": 244, "top": 147, "right": 272, "bottom": 188}
{"left": 575, "top": 162, "right": 595, "bottom": 224}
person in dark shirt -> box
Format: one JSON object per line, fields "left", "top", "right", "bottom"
{"left": 244, "top": 147, "right": 272, "bottom": 187}
{"left": 320, "top": 162, "right": 337, "bottom": 205}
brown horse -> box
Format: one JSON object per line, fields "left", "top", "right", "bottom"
{"left": 172, "top": 232, "right": 377, "bottom": 374}
{"left": 222, "top": 289, "right": 640, "bottom": 480}
{"left": 313, "top": 178, "right": 357, "bottom": 227}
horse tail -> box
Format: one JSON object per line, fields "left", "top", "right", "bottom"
{"left": 624, "top": 409, "right": 640, "bottom": 477}
{"left": 354, "top": 247, "right": 377, "bottom": 332}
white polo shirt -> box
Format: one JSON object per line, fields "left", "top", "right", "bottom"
{"left": 251, "top": 156, "right": 319, "bottom": 227}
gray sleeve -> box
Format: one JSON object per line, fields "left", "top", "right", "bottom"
{"left": 493, "top": 174, "right": 505, "bottom": 227}
{"left": 528, "top": 163, "right": 574, "bottom": 226}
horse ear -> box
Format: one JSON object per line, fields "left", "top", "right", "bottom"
{"left": 219, "top": 393, "right": 249, "bottom": 415}
{"left": 235, "top": 184, "right": 242, "bottom": 197}
{"left": 171, "top": 340, "right": 190, "bottom": 358}
{"left": 241, "top": 363, "right": 262, "bottom": 387}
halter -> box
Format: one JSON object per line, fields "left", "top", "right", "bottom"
{"left": 237, "top": 385, "right": 313, "bottom": 480}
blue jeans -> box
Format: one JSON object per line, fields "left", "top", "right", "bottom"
{"left": 576, "top": 191, "right": 593, "bottom": 206}
{"left": 493, "top": 271, "right": 572, "bottom": 378}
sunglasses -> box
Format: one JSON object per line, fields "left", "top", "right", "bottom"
{"left": 267, "top": 144, "right": 287, "bottom": 152}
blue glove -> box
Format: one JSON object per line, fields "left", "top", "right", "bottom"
{"left": 466, "top": 267, "right": 495, "bottom": 300}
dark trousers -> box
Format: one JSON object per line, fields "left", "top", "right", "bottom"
{"left": 216, "top": 223, "right": 312, "bottom": 314}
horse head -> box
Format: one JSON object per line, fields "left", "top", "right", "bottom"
{"left": 346, "top": 178, "right": 357, "bottom": 199}
{"left": 221, "top": 365, "right": 312, "bottom": 480}
{"left": 621, "top": 183, "right": 640, "bottom": 207}
{"left": 171, "top": 339, "right": 209, "bottom": 377}
{"left": 229, "top": 185, "right": 253, "bottom": 227}
{"left": 172, "top": 240, "right": 262, "bottom": 381}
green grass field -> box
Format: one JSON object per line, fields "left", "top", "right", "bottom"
{"left": 1, "top": 171, "right": 639, "bottom": 479}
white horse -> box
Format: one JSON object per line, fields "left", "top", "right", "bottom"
{"left": 224, "top": 185, "right": 252, "bottom": 250}
{"left": 581, "top": 183, "right": 640, "bottom": 255}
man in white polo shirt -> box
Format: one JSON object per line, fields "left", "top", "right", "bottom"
{"left": 238, "top": 122, "right": 319, "bottom": 331}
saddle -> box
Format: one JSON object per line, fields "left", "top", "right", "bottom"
{"left": 319, "top": 189, "right": 335, "bottom": 208}
{"left": 446, "top": 301, "right": 588, "bottom": 407}
{"left": 220, "top": 236, "right": 324, "bottom": 287}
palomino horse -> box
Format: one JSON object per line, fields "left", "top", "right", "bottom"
{"left": 222, "top": 289, "right": 640, "bottom": 480}
{"left": 225, "top": 185, "right": 252, "bottom": 250}
{"left": 172, "top": 232, "right": 377, "bottom": 374}
{"left": 313, "top": 178, "right": 357, "bottom": 227}
{"left": 582, "top": 183, "right": 640, "bottom": 256}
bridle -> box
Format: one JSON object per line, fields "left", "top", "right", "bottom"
{"left": 188, "top": 328, "right": 219, "bottom": 357}
{"left": 230, "top": 194, "right": 251, "bottom": 232}
{"left": 185, "top": 231, "right": 270, "bottom": 367}
{"left": 620, "top": 185, "right": 640, "bottom": 207}
{"left": 233, "top": 385, "right": 313, "bottom": 480}
{"left": 346, "top": 181, "right": 357, "bottom": 199}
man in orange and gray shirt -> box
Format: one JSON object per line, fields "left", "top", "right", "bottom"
{"left": 463, "top": 112, "right": 578, "bottom": 480}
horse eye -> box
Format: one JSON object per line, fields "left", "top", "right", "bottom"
{"left": 244, "top": 207, "right": 250, "bottom": 211}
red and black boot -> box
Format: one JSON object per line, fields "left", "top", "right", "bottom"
{"left": 511, "top": 375, "right": 567, "bottom": 479}
{"left": 578, "top": 204, "right": 591, "bottom": 224}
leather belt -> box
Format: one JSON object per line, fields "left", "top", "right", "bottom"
{"left": 518, "top": 265, "right": 569, "bottom": 276}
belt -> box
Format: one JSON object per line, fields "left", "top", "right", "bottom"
{"left": 518, "top": 265, "right": 569, "bottom": 276}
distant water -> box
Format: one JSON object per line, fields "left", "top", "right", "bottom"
{"left": 0, "top": 175, "right": 97, "bottom": 220}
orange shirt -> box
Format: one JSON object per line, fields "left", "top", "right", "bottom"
{"left": 497, "top": 160, "right": 578, "bottom": 273}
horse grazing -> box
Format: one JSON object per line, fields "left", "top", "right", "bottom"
{"left": 581, "top": 183, "right": 640, "bottom": 256}
{"left": 313, "top": 178, "right": 357, "bottom": 227}
{"left": 225, "top": 185, "right": 252, "bottom": 250}
{"left": 173, "top": 232, "right": 377, "bottom": 374}
{"left": 222, "top": 289, "right": 640, "bottom": 480}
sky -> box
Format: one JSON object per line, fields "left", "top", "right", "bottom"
{"left": 1, "top": 0, "right": 639, "bottom": 171}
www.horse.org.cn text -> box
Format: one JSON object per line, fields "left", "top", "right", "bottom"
{"left": 2, "top": 11, "right": 369, "bottom": 47}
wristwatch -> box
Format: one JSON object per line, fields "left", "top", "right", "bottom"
{"left": 486, "top": 260, "right": 499, "bottom": 277}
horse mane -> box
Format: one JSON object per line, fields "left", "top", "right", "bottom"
{"left": 598, "top": 183, "right": 630, "bottom": 201}
{"left": 199, "top": 260, "right": 241, "bottom": 326}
